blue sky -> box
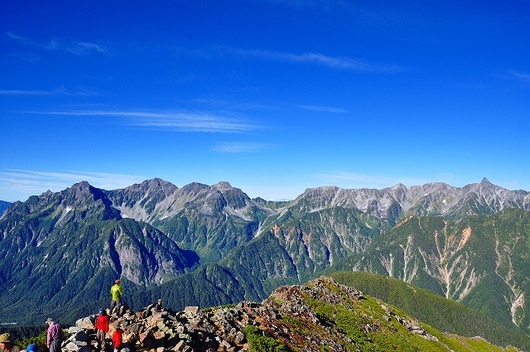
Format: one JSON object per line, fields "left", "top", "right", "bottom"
{"left": 1, "top": 1, "right": 529, "bottom": 202}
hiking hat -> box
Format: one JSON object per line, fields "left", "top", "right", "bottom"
{"left": 0, "top": 333, "right": 12, "bottom": 343}
{"left": 98, "top": 308, "right": 104, "bottom": 314}
{"left": 46, "top": 318, "right": 54, "bottom": 323}
{"left": 27, "top": 344, "right": 37, "bottom": 352}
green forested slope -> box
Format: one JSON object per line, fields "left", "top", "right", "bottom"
{"left": 330, "top": 271, "right": 530, "bottom": 350}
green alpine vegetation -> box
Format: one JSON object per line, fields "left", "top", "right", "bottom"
{"left": 329, "top": 271, "right": 530, "bottom": 350}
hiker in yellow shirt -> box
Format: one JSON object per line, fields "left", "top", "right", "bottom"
{"left": 110, "top": 279, "right": 124, "bottom": 314}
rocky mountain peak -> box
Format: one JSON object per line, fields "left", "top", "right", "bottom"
{"left": 480, "top": 177, "right": 492, "bottom": 185}
{"left": 212, "top": 181, "right": 232, "bottom": 190}
{"left": 143, "top": 178, "right": 178, "bottom": 194}
{"left": 181, "top": 181, "right": 209, "bottom": 191}
{"left": 473, "top": 177, "right": 496, "bottom": 193}
{"left": 388, "top": 183, "right": 407, "bottom": 193}
{"left": 62, "top": 181, "right": 100, "bottom": 201}
{"left": 1, "top": 181, "right": 119, "bottom": 223}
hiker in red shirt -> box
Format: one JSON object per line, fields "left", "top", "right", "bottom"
{"left": 95, "top": 308, "right": 109, "bottom": 350}
{"left": 112, "top": 326, "right": 124, "bottom": 352}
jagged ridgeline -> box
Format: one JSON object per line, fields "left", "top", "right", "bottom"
{"left": 1, "top": 178, "right": 530, "bottom": 348}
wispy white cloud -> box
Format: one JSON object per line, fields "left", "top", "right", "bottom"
{"left": 209, "top": 45, "right": 405, "bottom": 72}
{"left": 506, "top": 70, "right": 530, "bottom": 83}
{"left": 213, "top": 142, "right": 273, "bottom": 153}
{"left": 6, "top": 32, "right": 111, "bottom": 56}
{"left": 6, "top": 32, "right": 59, "bottom": 50}
{"left": 126, "top": 112, "right": 258, "bottom": 133}
{"left": 67, "top": 42, "right": 109, "bottom": 56}
{"left": 0, "top": 89, "right": 57, "bottom": 96}
{"left": 315, "top": 171, "right": 428, "bottom": 190}
{"left": 193, "top": 98, "right": 277, "bottom": 112}
{"left": 0, "top": 170, "right": 146, "bottom": 202}
{"left": 0, "top": 86, "right": 97, "bottom": 96}
{"left": 295, "top": 104, "right": 347, "bottom": 113}
{"left": 224, "top": 47, "right": 372, "bottom": 71}
{"left": 26, "top": 109, "right": 261, "bottom": 133}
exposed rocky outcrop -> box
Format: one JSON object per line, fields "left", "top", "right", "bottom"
{"left": 59, "top": 277, "right": 488, "bottom": 352}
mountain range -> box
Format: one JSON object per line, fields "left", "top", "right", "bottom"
{"left": 1, "top": 177, "right": 530, "bottom": 344}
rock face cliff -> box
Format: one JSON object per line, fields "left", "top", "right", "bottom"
{"left": 61, "top": 277, "right": 515, "bottom": 352}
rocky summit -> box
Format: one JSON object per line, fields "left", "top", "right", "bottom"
{"left": 60, "top": 277, "right": 515, "bottom": 352}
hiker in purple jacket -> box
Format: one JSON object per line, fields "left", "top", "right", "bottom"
{"left": 46, "top": 318, "right": 63, "bottom": 352}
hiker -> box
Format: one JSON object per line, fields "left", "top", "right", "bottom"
{"left": 95, "top": 308, "right": 109, "bottom": 350}
{"left": 45, "top": 318, "right": 63, "bottom": 352}
{"left": 155, "top": 298, "right": 164, "bottom": 312}
{"left": 110, "top": 279, "right": 124, "bottom": 314}
{"left": 0, "top": 333, "right": 21, "bottom": 352}
{"left": 111, "top": 326, "right": 124, "bottom": 352}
